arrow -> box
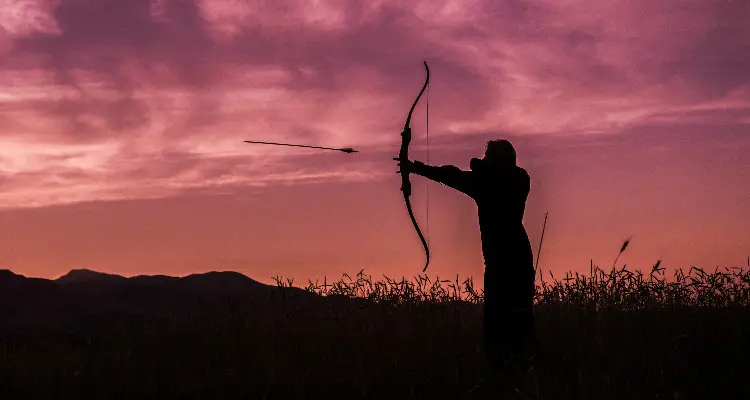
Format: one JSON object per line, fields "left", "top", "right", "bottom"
{"left": 243, "top": 140, "right": 357, "bottom": 153}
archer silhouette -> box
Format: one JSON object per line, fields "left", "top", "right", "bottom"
{"left": 397, "top": 139, "right": 536, "bottom": 375}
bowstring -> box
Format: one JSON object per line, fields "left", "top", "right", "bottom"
{"left": 425, "top": 80, "right": 430, "bottom": 250}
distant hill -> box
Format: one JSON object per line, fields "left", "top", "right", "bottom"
{"left": 54, "top": 268, "right": 268, "bottom": 294}
{"left": 1, "top": 269, "right": 64, "bottom": 296}
{"left": 56, "top": 268, "right": 127, "bottom": 285}
{"left": 0, "top": 268, "right": 322, "bottom": 333}
{"left": 1, "top": 269, "right": 61, "bottom": 289}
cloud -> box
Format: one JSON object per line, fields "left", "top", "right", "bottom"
{"left": 0, "top": 0, "right": 748, "bottom": 209}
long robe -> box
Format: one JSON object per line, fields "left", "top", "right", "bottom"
{"left": 411, "top": 160, "right": 536, "bottom": 368}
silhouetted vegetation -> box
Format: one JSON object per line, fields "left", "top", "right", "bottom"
{"left": 1, "top": 264, "right": 748, "bottom": 398}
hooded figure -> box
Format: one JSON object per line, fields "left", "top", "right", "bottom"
{"left": 397, "top": 139, "right": 536, "bottom": 373}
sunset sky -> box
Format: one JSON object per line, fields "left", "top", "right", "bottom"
{"left": 1, "top": 0, "right": 748, "bottom": 288}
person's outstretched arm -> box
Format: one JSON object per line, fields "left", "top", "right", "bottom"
{"left": 406, "top": 160, "right": 474, "bottom": 196}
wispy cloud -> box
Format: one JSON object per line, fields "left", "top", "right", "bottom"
{"left": 1, "top": 0, "right": 748, "bottom": 209}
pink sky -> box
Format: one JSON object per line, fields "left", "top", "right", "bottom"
{"left": 1, "top": 0, "right": 748, "bottom": 288}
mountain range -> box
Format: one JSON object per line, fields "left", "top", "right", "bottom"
{"left": 0, "top": 268, "right": 316, "bottom": 332}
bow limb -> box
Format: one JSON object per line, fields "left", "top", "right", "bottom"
{"left": 399, "top": 61, "right": 430, "bottom": 272}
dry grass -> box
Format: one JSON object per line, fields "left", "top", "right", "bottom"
{"left": 1, "top": 262, "right": 748, "bottom": 399}
{"left": 279, "top": 262, "right": 750, "bottom": 310}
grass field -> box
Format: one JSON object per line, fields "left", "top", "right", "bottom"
{"left": 1, "top": 263, "right": 748, "bottom": 399}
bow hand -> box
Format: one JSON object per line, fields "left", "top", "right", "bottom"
{"left": 394, "top": 158, "right": 416, "bottom": 174}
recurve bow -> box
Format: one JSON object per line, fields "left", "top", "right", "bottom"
{"left": 399, "top": 61, "right": 430, "bottom": 272}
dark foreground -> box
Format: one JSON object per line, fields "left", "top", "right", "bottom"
{"left": 1, "top": 267, "right": 749, "bottom": 399}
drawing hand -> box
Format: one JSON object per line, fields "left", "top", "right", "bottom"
{"left": 470, "top": 157, "right": 483, "bottom": 171}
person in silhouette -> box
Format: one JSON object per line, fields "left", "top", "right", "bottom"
{"left": 397, "top": 139, "right": 536, "bottom": 375}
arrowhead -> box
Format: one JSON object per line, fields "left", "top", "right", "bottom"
{"left": 340, "top": 148, "right": 357, "bottom": 153}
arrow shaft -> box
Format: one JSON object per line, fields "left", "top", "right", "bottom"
{"left": 243, "top": 141, "right": 355, "bottom": 153}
